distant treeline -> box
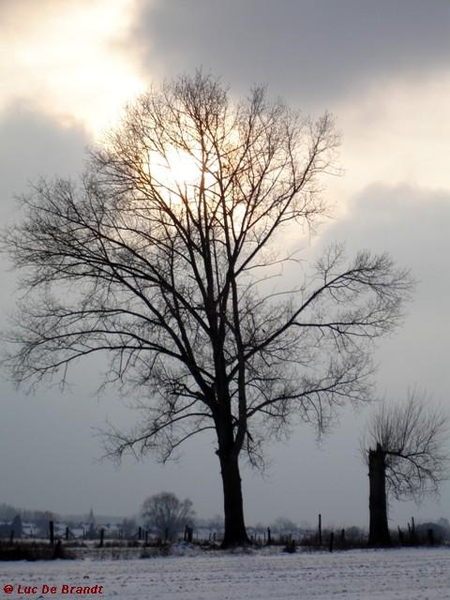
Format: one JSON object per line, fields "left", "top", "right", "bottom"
{"left": 0, "top": 503, "right": 55, "bottom": 523}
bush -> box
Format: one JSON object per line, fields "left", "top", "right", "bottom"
{"left": 0, "top": 540, "right": 74, "bottom": 561}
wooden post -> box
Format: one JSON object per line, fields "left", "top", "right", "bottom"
{"left": 99, "top": 528, "right": 104, "bottom": 548}
{"left": 49, "top": 520, "right": 54, "bottom": 545}
{"left": 411, "top": 517, "right": 416, "bottom": 544}
{"left": 318, "top": 514, "right": 322, "bottom": 547}
{"left": 267, "top": 527, "right": 271, "bottom": 546}
{"left": 184, "top": 525, "right": 193, "bottom": 543}
{"left": 138, "top": 526, "right": 142, "bottom": 541}
{"left": 65, "top": 527, "right": 70, "bottom": 541}
{"left": 54, "top": 539, "right": 63, "bottom": 559}
{"left": 183, "top": 525, "right": 194, "bottom": 544}
{"left": 329, "top": 531, "right": 334, "bottom": 553}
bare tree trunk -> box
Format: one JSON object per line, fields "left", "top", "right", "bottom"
{"left": 218, "top": 453, "right": 250, "bottom": 548}
{"left": 368, "top": 444, "right": 391, "bottom": 547}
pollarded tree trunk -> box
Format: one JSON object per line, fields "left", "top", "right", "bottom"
{"left": 368, "top": 443, "right": 391, "bottom": 547}
{"left": 218, "top": 452, "right": 250, "bottom": 548}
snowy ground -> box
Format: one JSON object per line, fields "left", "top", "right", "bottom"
{"left": 1, "top": 546, "right": 450, "bottom": 599}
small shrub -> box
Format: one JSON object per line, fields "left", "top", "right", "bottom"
{"left": 0, "top": 540, "right": 74, "bottom": 561}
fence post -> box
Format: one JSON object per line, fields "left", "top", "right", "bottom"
{"left": 411, "top": 517, "right": 416, "bottom": 544}
{"left": 267, "top": 527, "right": 271, "bottom": 545}
{"left": 329, "top": 531, "right": 334, "bottom": 553}
{"left": 54, "top": 539, "right": 63, "bottom": 559}
{"left": 99, "top": 528, "right": 104, "bottom": 548}
{"left": 49, "top": 521, "right": 54, "bottom": 545}
{"left": 184, "top": 525, "right": 193, "bottom": 543}
{"left": 318, "top": 514, "right": 322, "bottom": 547}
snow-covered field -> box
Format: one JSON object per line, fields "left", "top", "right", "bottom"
{"left": 1, "top": 546, "right": 450, "bottom": 599}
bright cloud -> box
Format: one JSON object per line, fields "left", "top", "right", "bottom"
{"left": 338, "top": 72, "right": 450, "bottom": 194}
{"left": 0, "top": 0, "right": 147, "bottom": 135}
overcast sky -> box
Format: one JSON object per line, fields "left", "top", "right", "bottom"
{"left": 1, "top": 0, "right": 449, "bottom": 529}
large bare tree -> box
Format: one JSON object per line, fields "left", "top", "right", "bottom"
{"left": 141, "top": 491, "right": 195, "bottom": 542}
{"left": 1, "top": 72, "right": 412, "bottom": 547}
{"left": 365, "top": 393, "right": 449, "bottom": 547}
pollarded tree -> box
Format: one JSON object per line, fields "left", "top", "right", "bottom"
{"left": 141, "top": 491, "right": 195, "bottom": 542}
{"left": 1, "top": 72, "right": 412, "bottom": 547}
{"left": 365, "top": 392, "right": 449, "bottom": 547}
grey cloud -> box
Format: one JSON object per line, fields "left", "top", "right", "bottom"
{"left": 131, "top": 0, "right": 450, "bottom": 107}
{"left": 316, "top": 183, "right": 450, "bottom": 399}
{"left": 319, "top": 183, "right": 450, "bottom": 287}
{"left": 0, "top": 106, "right": 98, "bottom": 514}
{"left": 0, "top": 104, "right": 90, "bottom": 340}
{"left": 0, "top": 104, "right": 89, "bottom": 219}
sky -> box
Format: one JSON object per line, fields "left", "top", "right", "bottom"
{"left": 0, "top": 0, "right": 449, "bottom": 530}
